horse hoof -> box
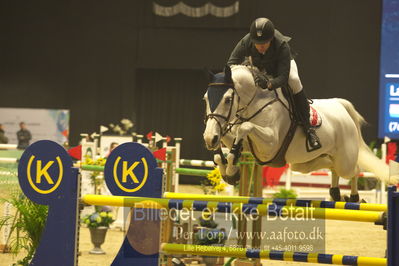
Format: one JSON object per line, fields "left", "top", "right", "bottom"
{"left": 329, "top": 187, "right": 341, "bottom": 202}
{"left": 343, "top": 194, "right": 360, "bottom": 202}
{"left": 222, "top": 171, "right": 240, "bottom": 186}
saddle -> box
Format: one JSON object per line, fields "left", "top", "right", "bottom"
{"left": 310, "top": 105, "right": 322, "bottom": 127}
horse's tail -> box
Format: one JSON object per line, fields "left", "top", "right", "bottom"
{"left": 337, "top": 98, "right": 396, "bottom": 184}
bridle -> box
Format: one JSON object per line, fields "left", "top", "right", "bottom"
{"left": 205, "top": 81, "right": 292, "bottom": 138}
{"left": 204, "top": 82, "right": 237, "bottom": 137}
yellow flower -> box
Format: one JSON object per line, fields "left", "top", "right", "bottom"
{"left": 85, "top": 157, "right": 107, "bottom": 166}
{"left": 96, "top": 217, "right": 101, "bottom": 223}
{"left": 100, "top": 212, "right": 107, "bottom": 217}
{"left": 206, "top": 168, "right": 225, "bottom": 192}
{"left": 107, "top": 212, "right": 113, "bottom": 218}
{"left": 215, "top": 183, "right": 227, "bottom": 192}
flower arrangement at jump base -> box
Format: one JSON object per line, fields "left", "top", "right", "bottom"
{"left": 82, "top": 156, "right": 113, "bottom": 255}
{"left": 201, "top": 168, "right": 227, "bottom": 194}
{"left": 82, "top": 206, "right": 115, "bottom": 228}
{"left": 82, "top": 206, "right": 115, "bottom": 254}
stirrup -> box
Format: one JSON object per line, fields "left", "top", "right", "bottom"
{"left": 306, "top": 129, "right": 321, "bottom": 152}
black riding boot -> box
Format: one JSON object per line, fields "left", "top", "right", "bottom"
{"left": 293, "top": 90, "right": 322, "bottom": 152}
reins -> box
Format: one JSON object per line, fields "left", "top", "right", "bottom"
{"left": 205, "top": 79, "right": 293, "bottom": 138}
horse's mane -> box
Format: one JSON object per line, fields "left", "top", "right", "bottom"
{"left": 229, "top": 64, "right": 278, "bottom": 103}
{"left": 230, "top": 64, "right": 257, "bottom": 88}
{"left": 230, "top": 64, "right": 259, "bottom": 73}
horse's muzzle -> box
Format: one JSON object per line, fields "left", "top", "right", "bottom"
{"left": 204, "top": 134, "right": 220, "bottom": 150}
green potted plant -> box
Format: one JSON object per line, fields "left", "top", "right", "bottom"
{"left": 0, "top": 192, "right": 48, "bottom": 265}
{"left": 82, "top": 206, "right": 115, "bottom": 254}
{"left": 272, "top": 188, "right": 298, "bottom": 199}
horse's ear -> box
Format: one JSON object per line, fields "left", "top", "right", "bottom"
{"left": 224, "top": 65, "right": 233, "bottom": 83}
{"left": 203, "top": 67, "right": 214, "bottom": 82}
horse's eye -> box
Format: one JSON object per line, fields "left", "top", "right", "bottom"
{"left": 225, "top": 97, "right": 232, "bottom": 104}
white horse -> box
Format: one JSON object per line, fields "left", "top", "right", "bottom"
{"left": 203, "top": 65, "right": 396, "bottom": 202}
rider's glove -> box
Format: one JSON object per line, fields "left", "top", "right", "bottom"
{"left": 255, "top": 73, "right": 273, "bottom": 90}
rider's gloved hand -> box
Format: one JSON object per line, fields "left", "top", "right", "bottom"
{"left": 255, "top": 76, "right": 267, "bottom": 89}
{"left": 254, "top": 74, "right": 270, "bottom": 90}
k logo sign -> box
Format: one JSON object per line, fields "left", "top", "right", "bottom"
{"left": 18, "top": 140, "right": 73, "bottom": 204}
{"left": 26, "top": 154, "right": 64, "bottom": 194}
{"left": 104, "top": 142, "right": 163, "bottom": 197}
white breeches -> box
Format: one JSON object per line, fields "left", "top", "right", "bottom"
{"left": 288, "top": 60, "right": 303, "bottom": 94}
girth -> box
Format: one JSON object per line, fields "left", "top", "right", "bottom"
{"left": 248, "top": 121, "right": 298, "bottom": 167}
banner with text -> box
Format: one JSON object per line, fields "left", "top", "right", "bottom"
{"left": 0, "top": 108, "right": 69, "bottom": 145}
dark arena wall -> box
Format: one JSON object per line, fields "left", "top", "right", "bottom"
{"left": 0, "top": 0, "right": 381, "bottom": 160}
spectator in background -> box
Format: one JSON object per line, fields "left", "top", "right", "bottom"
{"left": 106, "top": 142, "right": 119, "bottom": 158}
{"left": 109, "top": 142, "right": 118, "bottom": 152}
{"left": 17, "top": 122, "right": 32, "bottom": 149}
{"left": 0, "top": 124, "right": 8, "bottom": 144}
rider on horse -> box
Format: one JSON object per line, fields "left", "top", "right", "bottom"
{"left": 227, "top": 17, "right": 321, "bottom": 151}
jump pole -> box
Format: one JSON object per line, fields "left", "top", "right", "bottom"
{"left": 17, "top": 141, "right": 399, "bottom": 266}
{"left": 161, "top": 243, "right": 387, "bottom": 266}
{"left": 163, "top": 192, "right": 388, "bottom": 212}
{"left": 81, "top": 194, "right": 385, "bottom": 223}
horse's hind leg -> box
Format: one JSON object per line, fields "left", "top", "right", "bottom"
{"left": 330, "top": 170, "right": 342, "bottom": 201}
{"left": 331, "top": 142, "right": 361, "bottom": 202}
{"left": 344, "top": 176, "right": 360, "bottom": 202}
{"left": 331, "top": 172, "right": 360, "bottom": 202}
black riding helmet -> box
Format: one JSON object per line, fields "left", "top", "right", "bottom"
{"left": 249, "top": 17, "right": 275, "bottom": 43}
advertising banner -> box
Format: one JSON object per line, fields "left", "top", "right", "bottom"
{"left": 0, "top": 108, "right": 69, "bottom": 145}
{"left": 378, "top": 0, "right": 399, "bottom": 138}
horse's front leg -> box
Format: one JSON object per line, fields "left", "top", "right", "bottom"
{"left": 213, "top": 148, "right": 227, "bottom": 177}
{"left": 226, "top": 122, "right": 256, "bottom": 178}
{"left": 224, "top": 122, "right": 275, "bottom": 184}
